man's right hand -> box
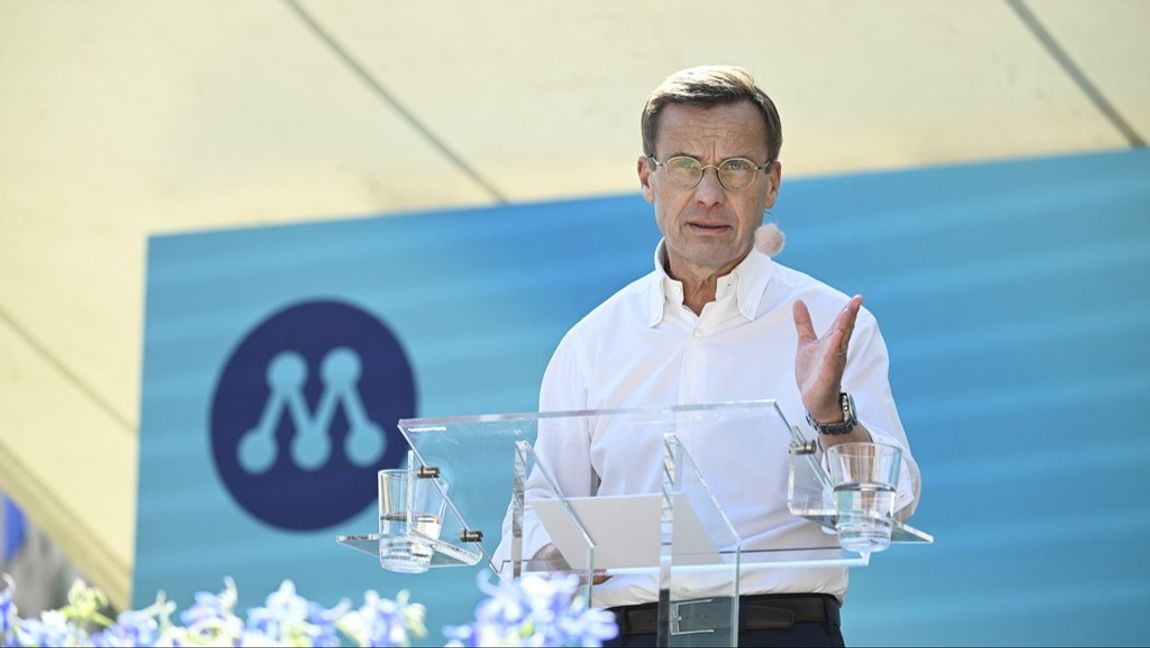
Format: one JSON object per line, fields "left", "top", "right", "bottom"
{"left": 532, "top": 543, "right": 611, "bottom": 584}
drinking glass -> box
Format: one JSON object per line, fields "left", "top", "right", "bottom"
{"left": 825, "top": 442, "right": 902, "bottom": 553}
{"left": 377, "top": 468, "right": 447, "bottom": 573}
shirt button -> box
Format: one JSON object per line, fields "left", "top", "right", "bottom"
{"left": 693, "top": 328, "right": 703, "bottom": 338}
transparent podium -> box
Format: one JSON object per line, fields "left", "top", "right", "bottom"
{"left": 338, "top": 400, "right": 932, "bottom": 647}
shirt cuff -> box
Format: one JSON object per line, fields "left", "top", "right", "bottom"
{"left": 865, "top": 430, "right": 920, "bottom": 517}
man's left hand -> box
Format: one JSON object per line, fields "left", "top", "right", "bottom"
{"left": 792, "top": 295, "right": 863, "bottom": 422}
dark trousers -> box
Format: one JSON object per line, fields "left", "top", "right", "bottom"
{"left": 604, "top": 623, "right": 844, "bottom": 647}
{"left": 604, "top": 593, "right": 845, "bottom": 648}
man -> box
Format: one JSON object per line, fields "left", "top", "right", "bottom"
{"left": 505, "top": 66, "right": 919, "bottom": 647}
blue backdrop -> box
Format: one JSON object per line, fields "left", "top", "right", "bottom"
{"left": 137, "top": 148, "right": 1150, "bottom": 646}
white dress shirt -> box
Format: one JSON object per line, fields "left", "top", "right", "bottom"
{"left": 499, "top": 242, "right": 919, "bottom": 607}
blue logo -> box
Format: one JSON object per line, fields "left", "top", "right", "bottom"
{"left": 210, "top": 300, "right": 416, "bottom": 531}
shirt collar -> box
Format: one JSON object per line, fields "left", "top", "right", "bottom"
{"left": 647, "top": 240, "right": 773, "bottom": 327}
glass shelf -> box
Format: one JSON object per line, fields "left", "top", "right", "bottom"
{"left": 336, "top": 533, "right": 482, "bottom": 567}
{"left": 787, "top": 439, "right": 934, "bottom": 545}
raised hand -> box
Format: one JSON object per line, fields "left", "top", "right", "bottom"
{"left": 792, "top": 295, "right": 863, "bottom": 423}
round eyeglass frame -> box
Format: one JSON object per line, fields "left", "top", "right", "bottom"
{"left": 647, "top": 155, "right": 775, "bottom": 191}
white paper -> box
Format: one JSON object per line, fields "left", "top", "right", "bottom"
{"left": 529, "top": 493, "right": 723, "bottom": 570}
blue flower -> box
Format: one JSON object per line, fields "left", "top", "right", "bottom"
{"left": 446, "top": 572, "right": 618, "bottom": 647}
{"left": 1, "top": 575, "right": 16, "bottom": 644}
{"left": 91, "top": 608, "right": 161, "bottom": 647}
{"left": 558, "top": 606, "right": 619, "bottom": 646}
{"left": 337, "top": 589, "right": 425, "bottom": 647}
{"left": 179, "top": 589, "right": 231, "bottom": 626}
{"left": 237, "top": 581, "right": 361, "bottom": 647}
{"left": 180, "top": 578, "right": 243, "bottom": 642}
{"left": 0, "top": 571, "right": 611, "bottom": 648}
{"left": 244, "top": 579, "right": 340, "bottom": 646}
{"left": 303, "top": 599, "right": 351, "bottom": 647}
{"left": 14, "top": 610, "right": 80, "bottom": 648}
{"left": 257, "top": 580, "right": 310, "bottom": 622}
{"left": 0, "top": 591, "right": 19, "bottom": 647}
{"left": 473, "top": 576, "right": 529, "bottom": 629}
{"left": 520, "top": 572, "right": 580, "bottom": 626}
{"left": 245, "top": 593, "right": 293, "bottom": 640}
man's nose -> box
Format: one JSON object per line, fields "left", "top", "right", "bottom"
{"left": 693, "top": 167, "right": 725, "bottom": 205}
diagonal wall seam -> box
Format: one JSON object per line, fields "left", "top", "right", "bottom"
{"left": 282, "top": 0, "right": 510, "bottom": 203}
{"left": 0, "top": 307, "right": 135, "bottom": 432}
{"left": 1007, "top": 0, "right": 1146, "bottom": 148}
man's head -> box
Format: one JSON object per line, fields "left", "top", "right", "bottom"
{"left": 638, "top": 66, "right": 783, "bottom": 284}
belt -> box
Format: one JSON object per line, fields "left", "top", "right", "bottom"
{"left": 608, "top": 594, "right": 840, "bottom": 636}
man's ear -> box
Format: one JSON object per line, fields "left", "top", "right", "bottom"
{"left": 637, "top": 155, "right": 655, "bottom": 204}
{"left": 764, "top": 160, "right": 782, "bottom": 209}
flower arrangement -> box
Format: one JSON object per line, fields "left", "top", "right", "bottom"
{"left": 0, "top": 571, "right": 617, "bottom": 647}
{"left": 444, "top": 573, "right": 617, "bottom": 647}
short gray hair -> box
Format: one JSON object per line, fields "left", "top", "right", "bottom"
{"left": 641, "top": 65, "right": 782, "bottom": 162}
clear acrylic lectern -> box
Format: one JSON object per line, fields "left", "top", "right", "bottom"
{"left": 338, "top": 400, "right": 932, "bottom": 647}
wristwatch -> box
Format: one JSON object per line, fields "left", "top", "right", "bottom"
{"left": 805, "top": 392, "right": 858, "bottom": 436}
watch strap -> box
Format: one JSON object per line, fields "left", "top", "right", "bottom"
{"left": 805, "top": 392, "right": 858, "bottom": 436}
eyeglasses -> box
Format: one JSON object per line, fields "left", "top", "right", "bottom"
{"left": 648, "top": 155, "right": 774, "bottom": 191}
